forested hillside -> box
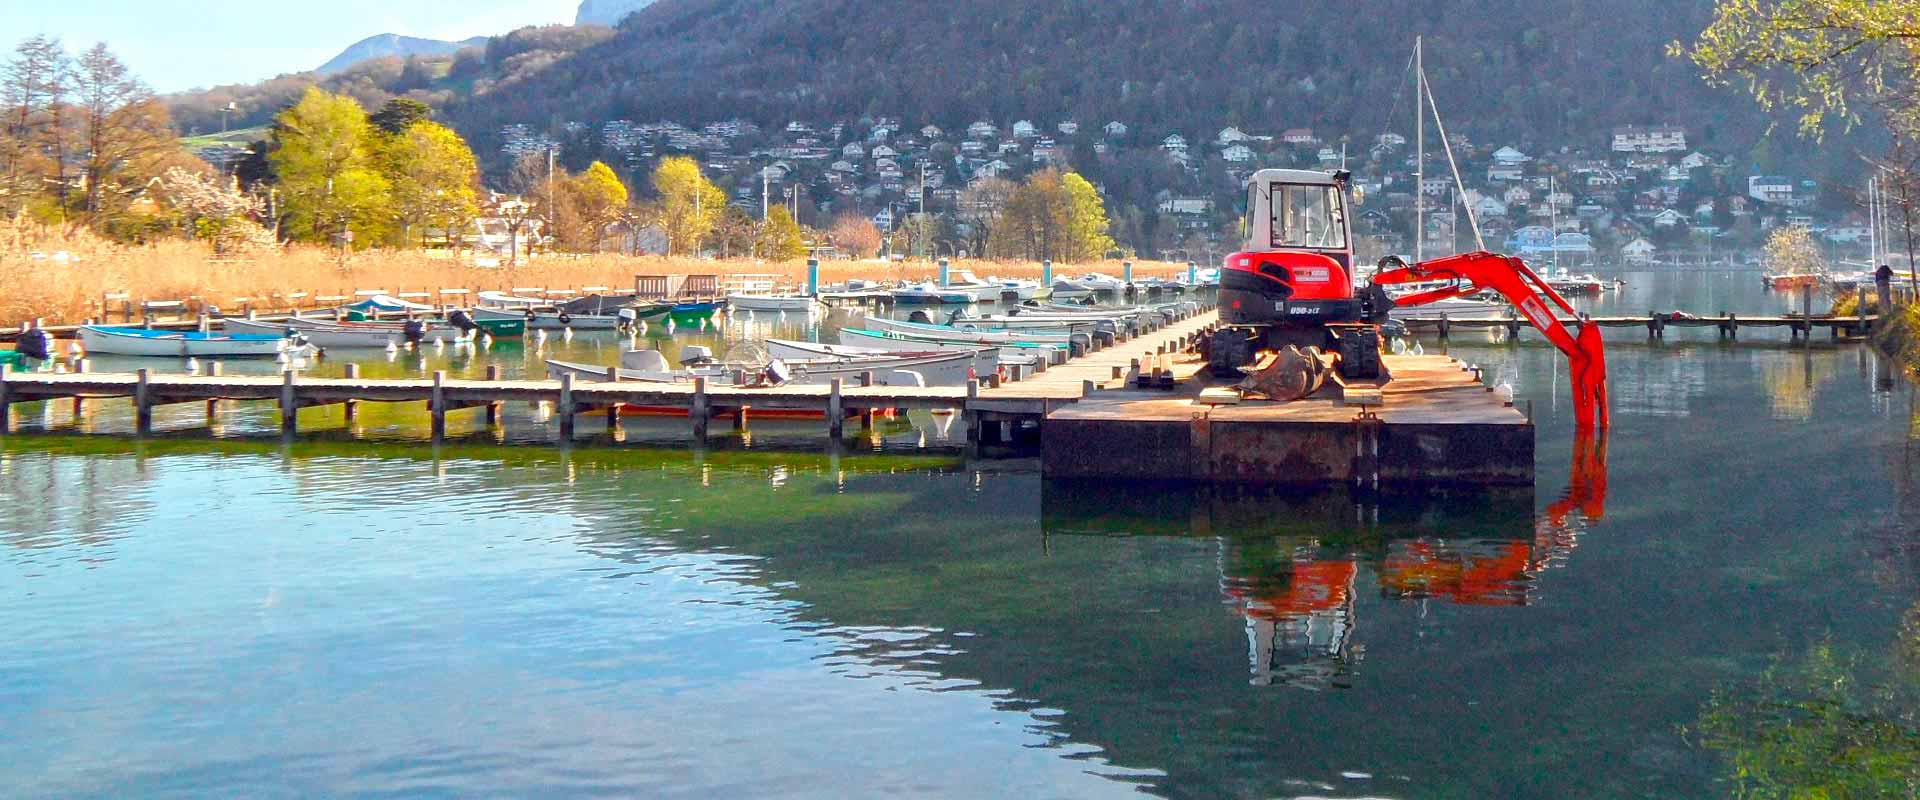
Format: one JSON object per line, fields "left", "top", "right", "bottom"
{"left": 170, "top": 0, "right": 1812, "bottom": 172}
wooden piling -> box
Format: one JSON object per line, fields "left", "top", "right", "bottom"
{"left": 859, "top": 371, "right": 875, "bottom": 429}
{"left": 343, "top": 363, "right": 360, "bottom": 421}
{"left": 430, "top": 370, "right": 447, "bottom": 440}
{"left": 690, "top": 376, "right": 709, "bottom": 439}
{"left": 0, "top": 364, "right": 11, "bottom": 433}
{"left": 279, "top": 370, "right": 297, "bottom": 432}
{"left": 558, "top": 372, "right": 576, "bottom": 438}
{"left": 827, "top": 377, "right": 844, "bottom": 438}
{"left": 135, "top": 368, "right": 152, "bottom": 434}
{"left": 484, "top": 365, "right": 501, "bottom": 425}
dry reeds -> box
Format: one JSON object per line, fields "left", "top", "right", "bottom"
{"left": 5, "top": 228, "right": 1195, "bottom": 326}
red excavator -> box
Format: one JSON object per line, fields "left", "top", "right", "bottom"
{"left": 1208, "top": 168, "right": 1610, "bottom": 430}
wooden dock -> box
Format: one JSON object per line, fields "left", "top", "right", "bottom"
{"left": 1402, "top": 311, "right": 1881, "bottom": 341}
{"left": 0, "top": 304, "right": 1220, "bottom": 446}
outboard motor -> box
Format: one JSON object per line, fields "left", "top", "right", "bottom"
{"left": 615, "top": 307, "right": 638, "bottom": 334}
{"left": 907, "top": 310, "right": 933, "bottom": 324}
{"left": 402, "top": 318, "right": 427, "bottom": 346}
{"left": 679, "top": 345, "right": 715, "bottom": 367}
{"left": 760, "top": 358, "right": 793, "bottom": 386}
{"left": 447, "top": 309, "right": 478, "bottom": 334}
{"left": 17, "top": 327, "right": 53, "bottom": 362}
{"left": 1069, "top": 332, "right": 1093, "bottom": 357}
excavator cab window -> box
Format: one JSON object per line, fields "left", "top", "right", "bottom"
{"left": 1268, "top": 183, "right": 1347, "bottom": 251}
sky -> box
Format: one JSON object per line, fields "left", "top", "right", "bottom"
{"left": 9, "top": 1, "right": 574, "bottom": 94}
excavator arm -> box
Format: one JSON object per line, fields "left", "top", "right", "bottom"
{"left": 1372, "top": 251, "right": 1610, "bottom": 431}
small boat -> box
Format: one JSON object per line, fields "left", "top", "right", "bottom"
{"left": 995, "top": 279, "right": 1049, "bottom": 302}
{"left": 765, "top": 338, "right": 1005, "bottom": 377}
{"left": 726, "top": 293, "right": 821, "bottom": 312}
{"left": 548, "top": 348, "right": 978, "bottom": 387}
{"left": 891, "top": 282, "right": 977, "bottom": 305}
{"left": 79, "top": 325, "right": 315, "bottom": 359}
{"left": 838, "top": 328, "right": 1064, "bottom": 361}
{"left": 1389, "top": 297, "right": 1511, "bottom": 318}
{"left": 1542, "top": 269, "right": 1610, "bottom": 295}
{"left": 474, "top": 306, "right": 622, "bottom": 330}
{"left": 862, "top": 316, "right": 1085, "bottom": 346}
{"left": 226, "top": 317, "right": 413, "bottom": 348}
{"left": 1051, "top": 272, "right": 1126, "bottom": 296}
{"left": 1766, "top": 273, "right": 1820, "bottom": 291}
{"left": 340, "top": 294, "right": 437, "bottom": 319}
{"left": 476, "top": 290, "right": 547, "bottom": 310}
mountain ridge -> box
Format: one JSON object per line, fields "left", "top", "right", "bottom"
{"left": 315, "top": 33, "right": 489, "bottom": 76}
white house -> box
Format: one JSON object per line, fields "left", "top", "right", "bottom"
{"left": 1375, "top": 132, "right": 1407, "bottom": 148}
{"left": 1057, "top": 120, "right": 1080, "bottom": 135}
{"left": 1222, "top": 144, "right": 1256, "bottom": 163}
{"left": 1012, "top": 120, "right": 1038, "bottom": 139}
{"left": 1487, "top": 164, "right": 1524, "bottom": 182}
{"left": 1825, "top": 224, "right": 1871, "bottom": 243}
{"left": 967, "top": 120, "right": 998, "bottom": 139}
{"left": 1218, "top": 126, "right": 1251, "bottom": 145}
{"left": 842, "top": 142, "right": 866, "bottom": 158}
{"left": 1162, "top": 133, "right": 1189, "bottom": 152}
{"left": 1652, "top": 208, "right": 1687, "bottom": 228}
{"left": 1612, "top": 124, "right": 1687, "bottom": 153}
{"left": 1420, "top": 177, "right": 1450, "bottom": 197}
{"left": 1748, "top": 175, "right": 1796, "bottom": 204}
{"left": 831, "top": 159, "right": 857, "bottom": 173}
{"left": 1104, "top": 121, "right": 1129, "bottom": 138}
{"left": 1680, "top": 151, "right": 1713, "bottom": 170}
{"left": 1160, "top": 196, "right": 1212, "bottom": 215}
{"left": 871, "top": 144, "right": 898, "bottom": 159}
{"left": 920, "top": 124, "right": 944, "bottom": 139}
{"left": 1491, "top": 146, "right": 1530, "bottom": 166}
{"left": 1622, "top": 238, "right": 1657, "bottom": 263}
{"left": 1466, "top": 192, "right": 1509, "bottom": 218}
{"left": 1282, "top": 128, "right": 1317, "bottom": 145}
{"left": 1504, "top": 185, "right": 1533, "bottom": 205}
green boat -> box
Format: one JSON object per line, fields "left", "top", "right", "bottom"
{"left": 474, "top": 318, "right": 526, "bottom": 338}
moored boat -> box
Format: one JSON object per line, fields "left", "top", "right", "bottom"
{"left": 79, "top": 325, "right": 315, "bottom": 359}
{"left": 726, "top": 293, "right": 821, "bottom": 312}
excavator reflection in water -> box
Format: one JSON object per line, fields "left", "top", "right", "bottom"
{"left": 1047, "top": 434, "right": 1609, "bottom": 690}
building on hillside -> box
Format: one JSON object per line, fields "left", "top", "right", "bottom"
{"left": 1611, "top": 124, "right": 1687, "bottom": 153}
{"left": 1747, "top": 175, "right": 1796, "bottom": 205}
{"left": 1487, "top": 163, "right": 1524, "bottom": 182}
{"left": 968, "top": 120, "right": 998, "bottom": 139}
{"left": 1057, "top": 120, "right": 1080, "bottom": 135}
{"left": 1282, "top": 128, "right": 1317, "bottom": 145}
{"left": 1162, "top": 134, "right": 1189, "bottom": 152}
{"left": 920, "top": 124, "right": 944, "bottom": 139}
{"left": 1491, "top": 146, "right": 1530, "bottom": 166}
{"left": 1104, "top": 121, "right": 1129, "bottom": 138}
{"left": 1160, "top": 196, "right": 1212, "bottom": 215}
{"left": 1652, "top": 208, "right": 1687, "bottom": 228}
{"left": 1012, "top": 120, "right": 1039, "bottom": 139}
{"left": 1621, "top": 237, "right": 1657, "bottom": 263}
{"left": 1222, "top": 144, "right": 1256, "bottom": 163}
{"left": 1218, "top": 126, "right": 1252, "bottom": 145}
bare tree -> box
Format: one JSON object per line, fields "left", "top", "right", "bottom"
{"left": 2, "top": 36, "right": 68, "bottom": 221}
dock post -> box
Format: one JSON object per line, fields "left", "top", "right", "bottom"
{"left": 279, "top": 369, "right": 297, "bottom": 433}
{"left": 827, "top": 378, "right": 844, "bottom": 438}
{"left": 343, "top": 363, "right": 360, "bottom": 421}
{"left": 1082, "top": 379, "right": 1095, "bottom": 396}
{"left": 484, "top": 365, "right": 501, "bottom": 425}
{"left": 0, "top": 364, "right": 10, "bottom": 434}
{"left": 72, "top": 358, "right": 90, "bottom": 417}
{"left": 558, "top": 372, "right": 576, "bottom": 439}
{"left": 430, "top": 370, "right": 447, "bottom": 440}
{"left": 691, "top": 376, "right": 709, "bottom": 439}
{"left": 135, "top": 368, "right": 152, "bottom": 435}
{"left": 859, "top": 371, "right": 875, "bottom": 429}
{"left": 1437, "top": 316, "right": 1450, "bottom": 341}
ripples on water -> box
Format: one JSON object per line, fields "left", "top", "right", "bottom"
{"left": 2, "top": 273, "right": 1917, "bottom": 798}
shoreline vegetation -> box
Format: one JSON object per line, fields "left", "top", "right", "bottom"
{"left": 0, "top": 231, "right": 1192, "bottom": 326}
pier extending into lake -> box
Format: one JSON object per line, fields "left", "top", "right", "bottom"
{"left": 1402, "top": 311, "right": 1881, "bottom": 341}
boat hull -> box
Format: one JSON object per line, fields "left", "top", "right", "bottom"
{"left": 79, "top": 326, "right": 309, "bottom": 359}
{"left": 726, "top": 294, "right": 821, "bottom": 312}
{"left": 474, "top": 306, "right": 621, "bottom": 330}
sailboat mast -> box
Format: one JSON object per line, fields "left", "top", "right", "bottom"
{"left": 1415, "top": 36, "right": 1425, "bottom": 264}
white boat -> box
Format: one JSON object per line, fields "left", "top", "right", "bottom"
{"left": 838, "top": 328, "right": 1062, "bottom": 361}
{"left": 765, "top": 338, "right": 1004, "bottom": 377}
{"left": 1390, "top": 297, "right": 1512, "bottom": 318}
{"left": 995, "top": 279, "right": 1048, "bottom": 302}
{"left": 891, "top": 282, "right": 976, "bottom": 305}
{"left": 944, "top": 270, "right": 1007, "bottom": 302}
{"left": 473, "top": 305, "right": 621, "bottom": 330}
{"left": 476, "top": 290, "right": 547, "bottom": 309}
{"left": 546, "top": 348, "right": 978, "bottom": 387}
{"left": 79, "top": 325, "right": 315, "bottom": 359}
{"left": 226, "top": 317, "right": 409, "bottom": 348}
{"left": 726, "top": 293, "right": 821, "bottom": 312}
{"left": 863, "top": 316, "right": 1084, "bottom": 345}
{"left": 1052, "top": 272, "right": 1126, "bottom": 295}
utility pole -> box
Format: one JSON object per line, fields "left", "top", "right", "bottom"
{"left": 762, "top": 168, "right": 770, "bottom": 220}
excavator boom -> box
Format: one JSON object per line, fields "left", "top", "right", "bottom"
{"left": 1373, "top": 251, "right": 1610, "bottom": 430}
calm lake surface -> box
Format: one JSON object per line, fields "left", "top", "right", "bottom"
{"left": 3, "top": 271, "right": 1916, "bottom": 798}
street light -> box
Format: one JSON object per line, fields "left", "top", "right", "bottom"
{"left": 221, "top": 101, "right": 236, "bottom": 135}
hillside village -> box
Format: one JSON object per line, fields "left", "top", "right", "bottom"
{"left": 487, "top": 114, "right": 1858, "bottom": 264}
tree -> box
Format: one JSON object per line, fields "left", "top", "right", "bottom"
{"left": 712, "top": 206, "right": 757, "bottom": 258}
{"left": 369, "top": 97, "right": 431, "bottom": 135}
{"left": 268, "top": 87, "right": 391, "bottom": 246}
{"left": 74, "top": 43, "right": 172, "bottom": 220}
{"left": 958, "top": 176, "right": 1014, "bottom": 256}
{"left": 993, "top": 170, "right": 1070, "bottom": 261}
{"left": 649, "top": 155, "right": 724, "bottom": 256}
{"left": 828, "top": 212, "right": 882, "bottom": 258}
{"left": 380, "top": 120, "right": 480, "bottom": 248}
{"left": 1681, "top": 0, "right": 1920, "bottom": 139}
{"left": 1764, "top": 225, "right": 1828, "bottom": 277}
{"left": 3, "top": 36, "right": 70, "bottom": 221}
{"left": 756, "top": 205, "right": 808, "bottom": 260}
{"left": 1061, "top": 171, "right": 1117, "bottom": 261}
{"left": 571, "top": 160, "right": 628, "bottom": 251}
{"left": 161, "top": 166, "right": 276, "bottom": 255}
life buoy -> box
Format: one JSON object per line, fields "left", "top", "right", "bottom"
{"left": 523, "top": 308, "right": 537, "bottom": 322}
{"left": 557, "top": 312, "right": 573, "bottom": 325}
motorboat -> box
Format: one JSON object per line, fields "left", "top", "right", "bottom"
{"left": 891, "top": 282, "right": 977, "bottom": 305}
{"left": 476, "top": 290, "right": 546, "bottom": 309}
{"left": 995, "top": 278, "right": 1049, "bottom": 302}
{"left": 764, "top": 338, "right": 1005, "bottom": 377}
{"left": 838, "top": 328, "right": 1065, "bottom": 361}
{"left": 545, "top": 347, "right": 977, "bottom": 388}
{"left": 1051, "top": 272, "right": 1126, "bottom": 296}
{"left": 79, "top": 325, "right": 316, "bottom": 359}
{"left": 861, "top": 316, "right": 1086, "bottom": 346}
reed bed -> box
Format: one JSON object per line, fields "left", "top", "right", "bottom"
{"left": 4, "top": 231, "right": 1193, "bottom": 326}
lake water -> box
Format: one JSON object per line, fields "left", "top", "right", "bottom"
{"left": 3, "top": 272, "right": 1916, "bottom": 798}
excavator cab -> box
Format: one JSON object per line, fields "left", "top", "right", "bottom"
{"left": 1214, "top": 169, "right": 1386, "bottom": 379}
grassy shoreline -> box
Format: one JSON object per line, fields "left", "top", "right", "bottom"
{"left": 3, "top": 234, "right": 1194, "bottom": 326}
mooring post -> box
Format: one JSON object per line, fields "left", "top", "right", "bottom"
{"left": 1437, "top": 316, "right": 1451, "bottom": 341}
{"left": 484, "top": 364, "right": 501, "bottom": 425}
{"left": 430, "top": 370, "right": 447, "bottom": 440}
{"left": 690, "top": 376, "right": 709, "bottom": 439}
{"left": 557, "top": 372, "right": 576, "bottom": 439}
{"left": 1082, "top": 379, "right": 1095, "bottom": 396}
{"left": 341, "top": 363, "right": 360, "bottom": 421}
{"left": 279, "top": 369, "right": 297, "bottom": 432}
{"left": 135, "top": 368, "right": 152, "bottom": 435}
{"left": 827, "top": 377, "right": 845, "bottom": 438}
{"left": 0, "top": 363, "right": 11, "bottom": 434}
{"left": 859, "top": 371, "right": 875, "bottom": 429}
